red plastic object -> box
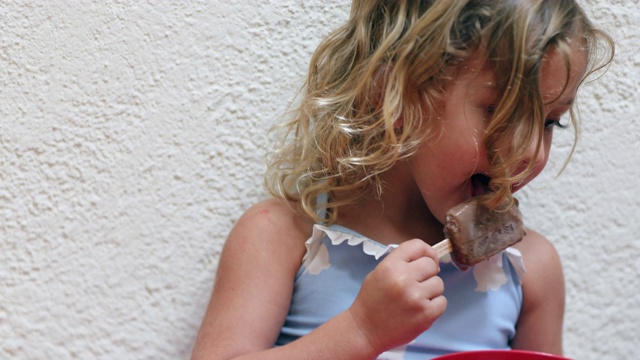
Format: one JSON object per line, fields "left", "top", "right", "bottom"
{"left": 432, "top": 350, "right": 571, "bottom": 360}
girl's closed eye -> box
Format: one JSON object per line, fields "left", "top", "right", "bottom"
{"left": 544, "top": 118, "right": 567, "bottom": 130}
{"left": 485, "top": 106, "right": 567, "bottom": 131}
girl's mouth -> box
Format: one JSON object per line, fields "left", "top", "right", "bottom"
{"left": 470, "top": 173, "right": 491, "bottom": 197}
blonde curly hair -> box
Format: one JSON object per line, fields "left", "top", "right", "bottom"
{"left": 265, "top": 0, "right": 614, "bottom": 224}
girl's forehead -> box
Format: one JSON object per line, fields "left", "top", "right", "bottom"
{"left": 447, "top": 43, "right": 588, "bottom": 94}
{"left": 449, "top": 53, "right": 495, "bottom": 86}
{"left": 540, "top": 44, "right": 588, "bottom": 104}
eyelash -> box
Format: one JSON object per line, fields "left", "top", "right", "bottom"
{"left": 486, "top": 106, "right": 496, "bottom": 115}
{"left": 486, "top": 106, "right": 567, "bottom": 130}
{"left": 544, "top": 119, "right": 567, "bottom": 130}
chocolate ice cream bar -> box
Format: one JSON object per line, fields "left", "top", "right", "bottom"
{"left": 433, "top": 196, "right": 526, "bottom": 268}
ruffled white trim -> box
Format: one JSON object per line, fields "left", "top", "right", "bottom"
{"left": 308, "top": 225, "right": 396, "bottom": 258}
{"left": 505, "top": 247, "right": 526, "bottom": 279}
{"left": 303, "top": 224, "right": 526, "bottom": 293}
{"left": 303, "top": 225, "right": 398, "bottom": 275}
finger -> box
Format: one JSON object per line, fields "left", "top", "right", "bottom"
{"left": 394, "top": 239, "right": 438, "bottom": 262}
{"left": 407, "top": 256, "right": 440, "bottom": 281}
{"left": 419, "top": 275, "right": 445, "bottom": 300}
{"left": 428, "top": 295, "right": 448, "bottom": 318}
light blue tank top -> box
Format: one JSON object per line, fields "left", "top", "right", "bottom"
{"left": 276, "top": 224, "right": 525, "bottom": 359}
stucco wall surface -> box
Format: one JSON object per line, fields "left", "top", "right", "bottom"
{"left": 0, "top": 1, "right": 637, "bottom": 359}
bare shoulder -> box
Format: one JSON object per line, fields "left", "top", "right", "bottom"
{"left": 226, "top": 197, "right": 315, "bottom": 261}
{"left": 223, "top": 199, "right": 313, "bottom": 266}
{"left": 513, "top": 228, "right": 563, "bottom": 280}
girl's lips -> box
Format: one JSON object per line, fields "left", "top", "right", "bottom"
{"left": 470, "top": 173, "right": 491, "bottom": 197}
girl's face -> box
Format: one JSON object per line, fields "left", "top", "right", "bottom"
{"left": 409, "top": 43, "right": 588, "bottom": 225}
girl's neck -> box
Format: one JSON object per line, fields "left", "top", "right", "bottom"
{"left": 334, "top": 162, "right": 443, "bottom": 246}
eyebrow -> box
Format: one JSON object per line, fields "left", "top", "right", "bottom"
{"left": 545, "top": 97, "right": 575, "bottom": 112}
{"left": 480, "top": 80, "right": 496, "bottom": 89}
{"left": 552, "top": 97, "right": 574, "bottom": 106}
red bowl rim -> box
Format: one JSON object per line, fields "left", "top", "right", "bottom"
{"left": 433, "top": 349, "right": 571, "bottom": 359}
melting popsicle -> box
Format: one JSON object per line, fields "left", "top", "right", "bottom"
{"left": 433, "top": 196, "right": 526, "bottom": 269}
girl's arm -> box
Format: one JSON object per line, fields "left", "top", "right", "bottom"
{"left": 511, "top": 229, "right": 565, "bottom": 355}
{"left": 191, "top": 198, "right": 446, "bottom": 360}
{"left": 190, "top": 198, "right": 329, "bottom": 359}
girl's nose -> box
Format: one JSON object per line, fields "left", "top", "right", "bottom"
{"left": 517, "top": 136, "right": 547, "bottom": 180}
{"left": 528, "top": 136, "right": 546, "bottom": 165}
{"left": 510, "top": 137, "right": 547, "bottom": 194}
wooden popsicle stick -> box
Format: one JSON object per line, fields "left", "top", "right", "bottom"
{"left": 432, "top": 239, "right": 452, "bottom": 259}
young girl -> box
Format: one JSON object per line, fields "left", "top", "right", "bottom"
{"left": 193, "top": 1, "right": 613, "bottom": 359}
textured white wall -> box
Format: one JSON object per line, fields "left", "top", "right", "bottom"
{"left": 0, "top": 1, "right": 637, "bottom": 359}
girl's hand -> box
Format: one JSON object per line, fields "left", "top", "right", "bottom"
{"left": 348, "top": 239, "right": 446, "bottom": 354}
